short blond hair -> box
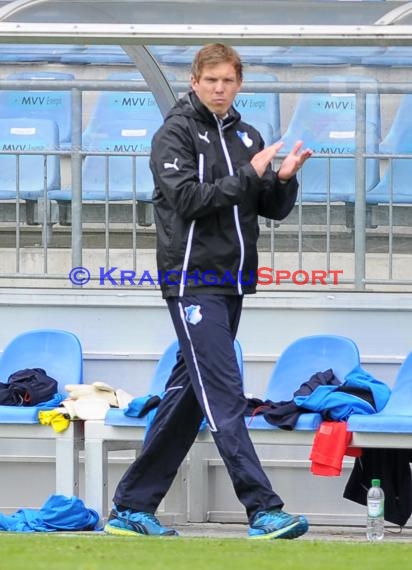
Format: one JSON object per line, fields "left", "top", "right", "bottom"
{"left": 191, "top": 43, "right": 243, "bottom": 82}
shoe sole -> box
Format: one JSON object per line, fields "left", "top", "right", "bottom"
{"left": 104, "top": 522, "right": 179, "bottom": 537}
{"left": 248, "top": 519, "right": 309, "bottom": 540}
{"left": 104, "top": 523, "right": 145, "bottom": 537}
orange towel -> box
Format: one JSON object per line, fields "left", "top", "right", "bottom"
{"left": 310, "top": 421, "right": 362, "bottom": 476}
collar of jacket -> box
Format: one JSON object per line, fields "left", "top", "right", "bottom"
{"left": 184, "top": 91, "right": 241, "bottom": 129}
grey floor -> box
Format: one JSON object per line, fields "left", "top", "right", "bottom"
{"left": 171, "top": 523, "right": 412, "bottom": 542}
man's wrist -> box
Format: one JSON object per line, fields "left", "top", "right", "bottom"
{"left": 277, "top": 171, "right": 290, "bottom": 184}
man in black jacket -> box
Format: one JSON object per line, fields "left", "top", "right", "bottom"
{"left": 105, "top": 43, "right": 312, "bottom": 539}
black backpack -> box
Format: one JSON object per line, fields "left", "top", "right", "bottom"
{"left": 0, "top": 368, "right": 58, "bottom": 406}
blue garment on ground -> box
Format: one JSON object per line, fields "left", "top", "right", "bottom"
{"left": 294, "top": 366, "right": 391, "bottom": 421}
{"left": 0, "top": 494, "right": 100, "bottom": 532}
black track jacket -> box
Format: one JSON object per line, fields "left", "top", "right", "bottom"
{"left": 150, "top": 91, "right": 298, "bottom": 298}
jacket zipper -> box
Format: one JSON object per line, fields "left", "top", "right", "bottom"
{"left": 178, "top": 153, "right": 204, "bottom": 297}
{"left": 216, "top": 118, "right": 245, "bottom": 295}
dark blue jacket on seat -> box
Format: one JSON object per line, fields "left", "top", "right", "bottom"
{"left": 294, "top": 366, "right": 391, "bottom": 421}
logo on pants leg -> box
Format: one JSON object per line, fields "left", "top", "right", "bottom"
{"left": 184, "top": 304, "right": 202, "bottom": 325}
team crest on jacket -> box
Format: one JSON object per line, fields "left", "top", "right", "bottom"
{"left": 237, "top": 130, "right": 253, "bottom": 148}
{"left": 184, "top": 304, "right": 202, "bottom": 325}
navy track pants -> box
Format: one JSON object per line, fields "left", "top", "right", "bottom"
{"left": 113, "top": 294, "right": 283, "bottom": 522}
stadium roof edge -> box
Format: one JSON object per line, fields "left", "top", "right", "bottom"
{"left": 0, "top": 23, "right": 411, "bottom": 46}
{"left": 0, "top": 0, "right": 412, "bottom": 46}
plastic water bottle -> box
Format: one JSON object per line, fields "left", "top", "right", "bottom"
{"left": 366, "top": 478, "right": 385, "bottom": 542}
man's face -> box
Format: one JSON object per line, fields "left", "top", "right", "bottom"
{"left": 191, "top": 62, "right": 242, "bottom": 118}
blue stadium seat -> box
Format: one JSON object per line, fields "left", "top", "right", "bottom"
{"left": 234, "top": 46, "right": 288, "bottom": 65}
{"left": 84, "top": 71, "right": 165, "bottom": 136}
{"left": 367, "top": 162, "right": 412, "bottom": 205}
{"left": 281, "top": 75, "right": 381, "bottom": 202}
{"left": 102, "top": 338, "right": 244, "bottom": 429}
{"left": 379, "top": 95, "right": 412, "bottom": 156}
{"left": 0, "top": 71, "right": 74, "bottom": 149}
{"left": 247, "top": 334, "right": 361, "bottom": 431}
{"left": 0, "top": 329, "right": 83, "bottom": 424}
{"left": 361, "top": 46, "right": 412, "bottom": 67}
{"left": 154, "top": 45, "right": 199, "bottom": 65}
{"left": 263, "top": 46, "right": 384, "bottom": 67}
{"left": 0, "top": 44, "right": 82, "bottom": 63}
{"left": 163, "top": 45, "right": 287, "bottom": 66}
{"left": 249, "top": 122, "right": 275, "bottom": 148}
{"left": 59, "top": 45, "right": 132, "bottom": 65}
{"left": 235, "top": 72, "right": 281, "bottom": 143}
{"left": 327, "top": 46, "right": 385, "bottom": 65}
{"left": 148, "top": 45, "right": 193, "bottom": 64}
{"left": 366, "top": 94, "right": 412, "bottom": 204}
{"left": 262, "top": 46, "right": 346, "bottom": 66}
{"left": 348, "top": 351, "right": 412, "bottom": 434}
{"left": 0, "top": 328, "right": 84, "bottom": 498}
{"left": 48, "top": 119, "right": 157, "bottom": 204}
{"left": 0, "top": 117, "right": 60, "bottom": 201}
{"left": 103, "top": 340, "right": 180, "bottom": 430}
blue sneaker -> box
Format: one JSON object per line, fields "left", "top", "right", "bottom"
{"left": 104, "top": 506, "right": 179, "bottom": 537}
{"left": 248, "top": 509, "right": 309, "bottom": 540}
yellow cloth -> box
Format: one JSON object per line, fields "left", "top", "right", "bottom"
{"left": 38, "top": 409, "right": 70, "bottom": 433}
